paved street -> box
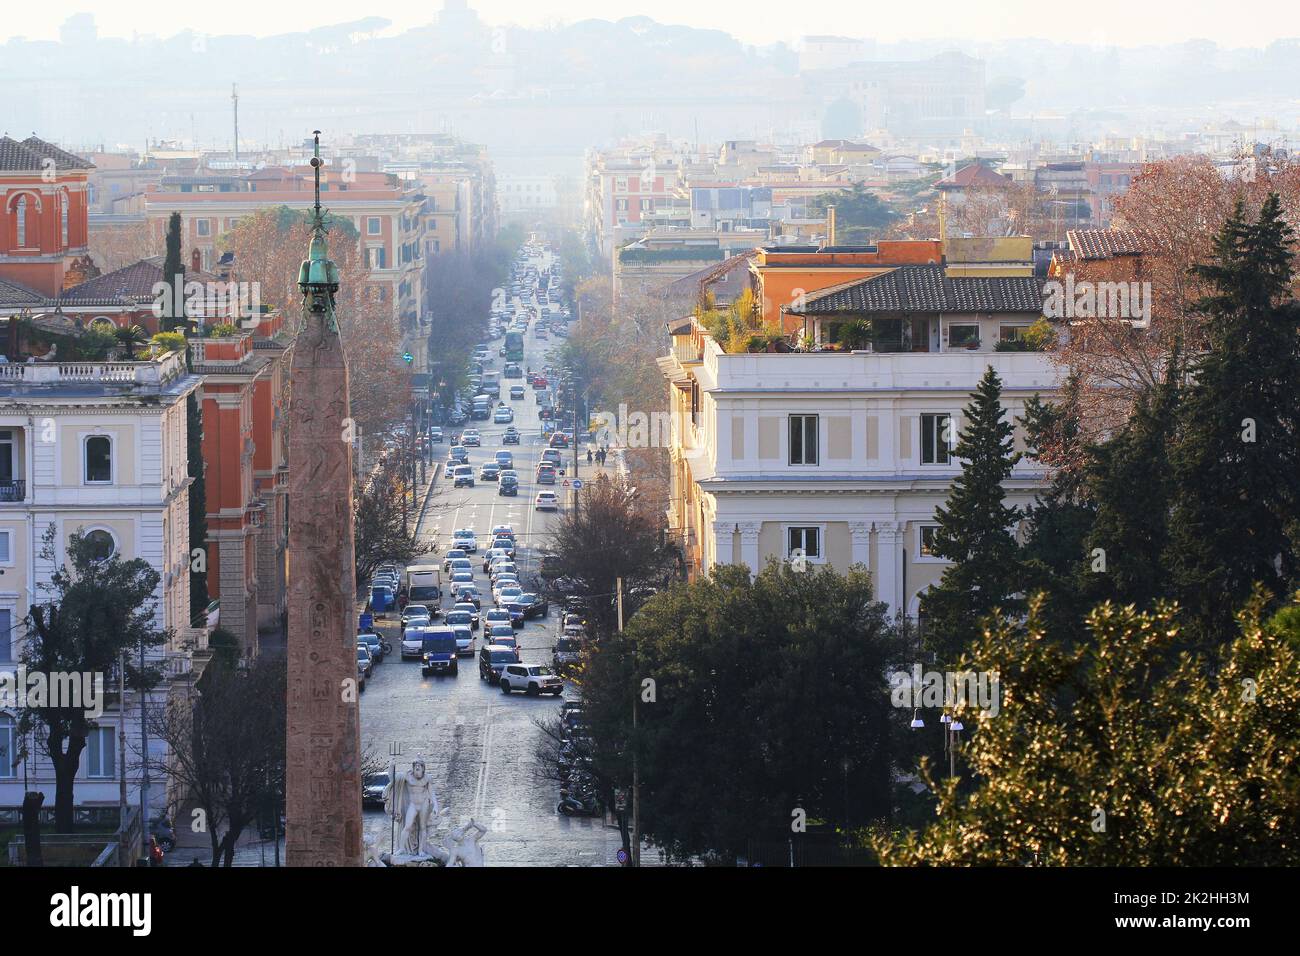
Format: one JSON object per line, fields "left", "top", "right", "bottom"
{"left": 358, "top": 248, "right": 638, "bottom": 866}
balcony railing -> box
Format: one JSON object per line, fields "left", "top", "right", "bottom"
{"left": 0, "top": 479, "right": 25, "bottom": 502}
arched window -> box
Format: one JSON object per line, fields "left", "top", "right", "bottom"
{"left": 15, "top": 195, "right": 27, "bottom": 247}
{"left": 61, "top": 190, "right": 70, "bottom": 247}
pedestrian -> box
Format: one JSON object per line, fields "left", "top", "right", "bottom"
{"left": 587, "top": 448, "right": 593, "bottom": 465}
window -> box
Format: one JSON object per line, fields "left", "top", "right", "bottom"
{"left": 0, "top": 609, "right": 13, "bottom": 663}
{"left": 367, "top": 247, "right": 386, "bottom": 269}
{"left": 615, "top": 199, "right": 628, "bottom": 212}
{"left": 61, "top": 192, "right": 70, "bottom": 247}
{"left": 919, "top": 525, "right": 941, "bottom": 558}
{"left": 0, "top": 429, "right": 12, "bottom": 484}
{"left": 366, "top": 217, "right": 381, "bottom": 236}
{"left": 195, "top": 218, "right": 211, "bottom": 238}
{"left": 0, "top": 531, "right": 10, "bottom": 564}
{"left": 85, "top": 726, "right": 115, "bottom": 778}
{"left": 920, "top": 413, "right": 952, "bottom": 465}
{"left": 948, "top": 324, "right": 979, "bottom": 348}
{"left": 15, "top": 195, "right": 28, "bottom": 246}
{"left": 0, "top": 715, "right": 15, "bottom": 778}
{"left": 787, "top": 526, "right": 822, "bottom": 560}
{"left": 84, "top": 435, "right": 112, "bottom": 483}
{"left": 999, "top": 325, "right": 1029, "bottom": 342}
{"left": 84, "top": 529, "right": 116, "bottom": 562}
{"left": 640, "top": 198, "right": 652, "bottom": 211}
{"left": 789, "top": 414, "right": 818, "bottom": 465}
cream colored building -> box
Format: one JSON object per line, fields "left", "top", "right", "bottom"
{"left": 660, "top": 270, "right": 1058, "bottom": 625}
{"left": 0, "top": 351, "right": 207, "bottom": 816}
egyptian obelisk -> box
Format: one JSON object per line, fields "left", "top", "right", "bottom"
{"left": 285, "top": 131, "right": 364, "bottom": 866}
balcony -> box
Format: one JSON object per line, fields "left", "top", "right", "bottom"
{"left": 0, "top": 479, "right": 25, "bottom": 502}
{"left": 0, "top": 351, "right": 187, "bottom": 388}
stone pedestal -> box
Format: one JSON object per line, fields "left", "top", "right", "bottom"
{"left": 285, "top": 312, "right": 363, "bottom": 867}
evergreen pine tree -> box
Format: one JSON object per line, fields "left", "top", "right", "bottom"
{"left": 1167, "top": 195, "right": 1300, "bottom": 640}
{"left": 921, "top": 365, "right": 1024, "bottom": 662}
{"left": 1080, "top": 368, "right": 1179, "bottom": 611}
{"left": 163, "top": 211, "right": 185, "bottom": 333}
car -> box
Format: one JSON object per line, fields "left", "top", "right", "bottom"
{"left": 491, "top": 537, "right": 516, "bottom": 559}
{"left": 370, "top": 585, "right": 395, "bottom": 615}
{"left": 483, "top": 609, "right": 512, "bottom": 630}
{"left": 535, "top": 491, "right": 560, "bottom": 512}
{"left": 503, "top": 603, "right": 527, "bottom": 628}
{"left": 461, "top": 430, "right": 482, "bottom": 447}
{"left": 498, "top": 475, "right": 519, "bottom": 496}
{"left": 541, "top": 449, "right": 563, "bottom": 468}
{"left": 452, "top": 530, "right": 478, "bottom": 553}
{"left": 444, "top": 609, "right": 476, "bottom": 635}
{"left": 496, "top": 585, "right": 524, "bottom": 607}
{"left": 494, "top": 451, "right": 514, "bottom": 470}
{"left": 442, "top": 548, "right": 468, "bottom": 572}
{"left": 486, "top": 623, "right": 516, "bottom": 644}
{"left": 535, "top": 329, "right": 549, "bottom": 341}
{"left": 429, "top": 427, "right": 444, "bottom": 443}
{"left": 499, "top": 663, "right": 564, "bottom": 696}
{"left": 504, "top": 363, "right": 522, "bottom": 379}
{"left": 491, "top": 524, "right": 515, "bottom": 541}
{"left": 488, "top": 559, "right": 517, "bottom": 580}
{"left": 509, "top": 385, "right": 526, "bottom": 400}
{"left": 502, "top": 428, "right": 520, "bottom": 445}
{"left": 479, "top": 644, "right": 520, "bottom": 681}
{"left": 549, "top": 432, "right": 568, "bottom": 448}
{"left": 452, "top": 602, "right": 480, "bottom": 628}
{"left": 420, "top": 629, "right": 460, "bottom": 676}
{"left": 492, "top": 571, "right": 520, "bottom": 589}
{"left": 450, "top": 625, "right": 475, "bottom": 656}
{"left": 362, "top": 772, "right": 389, "bottom": 808}
{"left": 452, "top": 465, "right": 475, "bottom": 488}
{"left": 518, "top": 592, "right": 549, "bottom": 619}
{"left": 553, "top": 636, "right": 583, "bottom": 668}
{"left": 482, "top": 547, "right": 510, "bottom": 573}
{"left": 532, "top": 375, "right": 548, "bottom": 388}
{"left": 448, "top": 445, "right": 469, "bottom": 464}
{"left": 401, "top": 610, "right": 432, "bottom": 633}
{"left": 357, "top": 631, "right": 387, "bottom": 663}
{"left": 479, "top": 463, "right": 501, "bottom": 481}
{"left": 535, "top": 466, "right": 556, "bottom": 485}
{"left": 447, "top": 558, "right": 473, "bottom": 577}
{"left": 456, "top": 585, "right": 483, "bottom": 608}
{"left": 356, "top": 645, "right": 374, "bottom": 678}
{"left": 493, "top": 407, "right": 514, "bottom": 424}
{"left": 449, "top": 571, "right": 475, "bottom": 593}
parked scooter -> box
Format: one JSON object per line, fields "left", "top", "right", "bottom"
{"left": 557, "top": 788, "right": 600, "bottom": 816}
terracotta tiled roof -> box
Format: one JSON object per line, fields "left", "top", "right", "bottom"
{"left": 936, "top": 163, "right": 1010, "bottom": 189}
{"left": 0, "top": 136, "right": 95, "bottom": 172}
{"left": 1065, "top": 228, "right": 1154, "bottom": 260}
{"left": 58, "top": 256, "right": 220, "bottom": 305}
{"left": 792, "top": 265, "right": 1043, "bottom": 315}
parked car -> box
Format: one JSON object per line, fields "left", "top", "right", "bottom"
{"left": 356, "top": 661, "right": 367, "bottom": 691}
{"left": 357, "top": 632, "right": 387, "bottom": 663}
{"left": 362, "top": 772, "right": 389, "bottom": 809}
{"left": 356, "top": 645, "right": 374, "bottom": 678}
{"left": 499, "top": 663, "right": 564, "bottom": 696}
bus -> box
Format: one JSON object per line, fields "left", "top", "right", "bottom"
{"left": 504, "top": 330, "right": 524, "bottom": 363}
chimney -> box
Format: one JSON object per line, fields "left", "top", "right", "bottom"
{"left": 191, "top": 248, "right": 201, "bottom": 273}
{"left": 826, "top": 204, "right": 836, "bottom": 246}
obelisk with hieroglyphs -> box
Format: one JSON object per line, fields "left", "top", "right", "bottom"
{"left": 285, "top": 131, "right": 364, "bottom": 866}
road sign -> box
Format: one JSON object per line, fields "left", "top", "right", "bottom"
{"left": 562, "top": 479, "right": 570, "bottom": 488}
{"left": 616, "top": 848, "right": 629, "bottom": 865}
{"left": 572, "top": 479, "right": 582, "bottom": 489}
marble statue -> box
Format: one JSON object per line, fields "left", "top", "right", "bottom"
{"left": 443, "top": 819, "right": 488, "bottom": 867}
{"left": 385, "top": 758, "right": 441, "bottom": 858}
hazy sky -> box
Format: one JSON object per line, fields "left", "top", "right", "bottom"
{"left": 4, "top": 0, "right": 1296, "bottom": 49}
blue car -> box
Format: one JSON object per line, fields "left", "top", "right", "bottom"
{"left": 370, "top": 585, "right": 395, "bottom": 614}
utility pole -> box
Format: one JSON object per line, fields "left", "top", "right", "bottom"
{"left": 621, "top": 576, "right": 640, "bottom": 867}
{"left": 139, "top": 636, "right": 150, "bottom": 860}
{"left": 231, "top": 84, "right": 239, "bottom": 168}
{"left": 117, "top": 653, "right": 128, "bottom": 866}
